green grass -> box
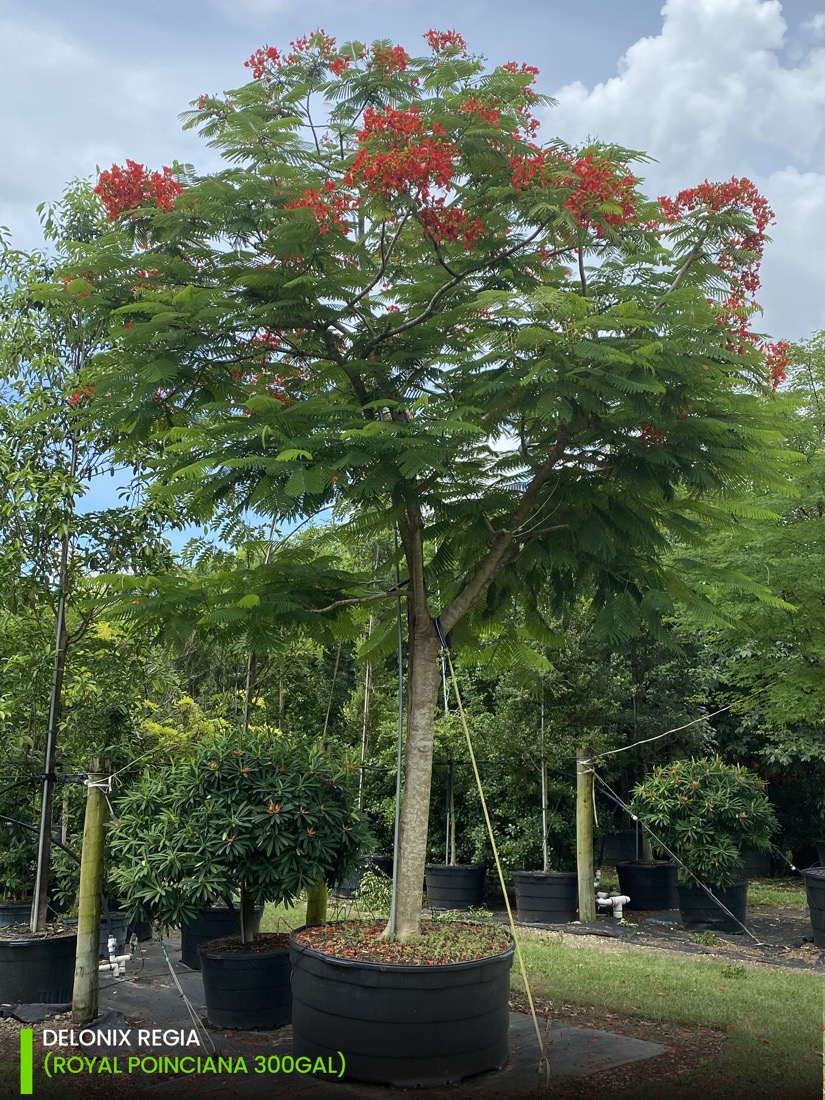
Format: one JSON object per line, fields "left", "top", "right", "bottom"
{"left": 747, "top": 876, "right": 808, "bottom": 910}
{"left": 519, "top": 931, "right": 824, "bottom": 1098}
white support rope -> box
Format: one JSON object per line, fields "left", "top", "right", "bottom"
{"left": 437, "top": 628, "right": 549, "bottom": 1086}
{"left": 155, "top": 933, "right": 217, "bottom": 1054}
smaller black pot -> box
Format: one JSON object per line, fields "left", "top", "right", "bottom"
{"left": 0, "top": 901, "right": 31, "bottom": 928}
{"left": 616, "top": 861, "right": 678, "bottom": 910}
{"left": 99, "top": 913, "right": 131, "bottom": 957}
{"left": 677, "top": 881, "right": 748, "bottom": 933}
{"left": 600, "top": 830, "right": 640, "bottom": 865}
{"left": 425, "top": 864, "right": 485, "bottom": 910}
{"left": 814, "top": 840, "right": 825, "bottom": 866}
{"left": 512, "top": 871, "right": 578, "bottom": 923}
{"left": 180, "top": 906, "right": 263, "bottom": 970}
{"left": 199, "top": 940, "right": 291, "bottom": 1029}
{"left": 737, "top": 850, "right": 772, "bottom": 879}
{"left": 365, "top": 854, "right": 393, "bottom": 878}
{"left": 801, "top": 867, "right": 825, "bottom": 949}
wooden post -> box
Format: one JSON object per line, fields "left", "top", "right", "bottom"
{"left": 72, "top": 758, "right": 109, "bottom": 1025}
{"left": 576, "top": 752, "right": 596, "bottom": 922}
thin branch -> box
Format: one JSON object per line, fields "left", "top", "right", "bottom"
{"left": 306, "top": 589, "right": 410, "bottom": 615}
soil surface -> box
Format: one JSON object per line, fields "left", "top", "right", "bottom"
{"left": 200, "top": 933, "right": 290, "bottom": 954}
{"left": 0, "top": 921, "right": 76, "bottom": 942}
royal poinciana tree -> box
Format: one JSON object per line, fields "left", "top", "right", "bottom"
{"left": 60, "top": 29, "right": 794, "bottom": 938}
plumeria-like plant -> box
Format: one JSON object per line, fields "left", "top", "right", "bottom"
{"left": 630, "top": 757, "right": 777, "bottom": 888}
{"left": 108, "top": 728, "right": 367, "bottom": 941}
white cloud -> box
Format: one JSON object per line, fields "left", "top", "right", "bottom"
{"left": 545, "top": 0, "right": 825, "bottom": 338}
{"left": 0, "top": 12, "right": 219, "bottom": 247}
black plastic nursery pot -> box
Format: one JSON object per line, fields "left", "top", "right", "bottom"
{"left": 0, "top": 933, "right": 77, "bottom": 1003}
{"left": 365, "top": 853, "right": 393, "bottom": 878}
{"left": 0, "top": 901, "right": 31, "bottom": 928}
{"left": 600, "top": 830, "right": 640, "bottom": 865}
{"left": 814, "top": 840, "right": 825, "bottom": 866}
{"left": 676, "top": 881, "right": 748, "bottom": 933}
{"left": 180, "top": 905, "right": 263, "bottom": 970}
{"left": 801, "top": 867, "right": 825, "bottom": 949}
{"left": 512, "top": 871, "right": 578, "bottom": 923}
{"left": 99, "top": 912, "right": 130, "bottom": 958}
{"left": 616, "top": 861, "right": 678, "bottom": 911}
{"left": 738, "top": 850, "right": 772, "bottom": 879}
{"left": 199, "top": 937, "right": 291, "bottom": 1029}
{"left": 424, "top": 864, "right": 485, "bottom": 910}
{"left": 289, "top": 926, "right": 514, "bottom": 1087}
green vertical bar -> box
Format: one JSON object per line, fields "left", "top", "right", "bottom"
{"left": 19, "top": 1029, "right": 33, "bottom": 1095}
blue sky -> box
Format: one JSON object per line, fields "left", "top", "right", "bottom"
{"left": 2, "top": 0, "right": 824, "bottom": 530}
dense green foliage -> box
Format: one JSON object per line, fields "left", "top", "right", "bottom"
{"left": 108, "top": 727, "right": 367, "bottom": 939}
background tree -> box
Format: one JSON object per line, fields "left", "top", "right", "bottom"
{"left": 64, "top": 30, "right": 794, "bottom": 937}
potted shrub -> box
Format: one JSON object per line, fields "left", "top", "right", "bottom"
{"left": 108, "top": 727, "right": 367, "bottom": 1028}
{"left": 631, "top": 758, "right": 777, "bottom": 932}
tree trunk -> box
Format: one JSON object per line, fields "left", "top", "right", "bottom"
{"left": 305, "top": 882, "right": 327, "bottom": 925}
{"left": 389, "top": 612, "right": 442, "bottom": 941}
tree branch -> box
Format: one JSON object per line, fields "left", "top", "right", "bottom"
{"left": 440, "top": 428, "right": 570, "bottom": 633}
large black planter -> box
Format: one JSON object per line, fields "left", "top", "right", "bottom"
{"left": 180, "top": 905, "right": 263, "bottom": 970}
{"left": 617, "top": 861, "right": 678, "bottom": 910}
{"left": 801, "top": 868, "right": 825, "bottom": 949}
{"left": 199, "top": 940, "right": 291, "bottom": 1029}
{"left": 0, "top": 934, "right": 77, "bottom": 1003}
{"left": 676, "top": 881, "right": 748, "bottom": 933}
{"left": 512, "top": 871, "right": 578, "bottom": 923}
{"left": 425, "top": 864, "right": 485, "bottom": 910}
{"left": 289, "top": 926, "right": 514, "bottom": 1087}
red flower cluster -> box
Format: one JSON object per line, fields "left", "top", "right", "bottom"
{"left": 245, "top": 46, "right": 282, "bottom": 78}
{"left": 510, "top": 149, "right": 637, "bottom": 233}
{"left": 345, "top": 107, "right": 456, "bottom": 204}
{"left": 420, "top": 200, "right": 483, "bottom": 250}
{"left": 68, "top": 386, "right": 93, "bottom": 407}
{"left": 458, "top": 98, "right": 500, "bottom": 125}
{"left": 711, "top": 296, "right": 791, "bottom": 391}
{"left": 561, "top": 154, "right": 637, "bottom": 234}
{"left": 423, "top": 29, "right": 467, "bottom": 54}
{"left": 659, "top": 178, "right": 773, "bottom": 294}
{"left": 510, "top": 149, "right": 549, "bottom": 191}
{"left": 763, "top": 339, "right": 791, "bottom": 391}
{"left": 638, "top": 421, "right": 666, "bottom": 449}
{"left": 285, "top": 181, "right": 358, "bottom": 234}
{"left": 95, "top": 161, "right": 184, "bottom": 221}
{"left": 329, "top": 56, "right": 350, "bottom": 77}
{"left": 369, "top": 44, "right": 410, "bottom": 74}
{"left": 503, "top": 61, "right": 540, "bottom": 79}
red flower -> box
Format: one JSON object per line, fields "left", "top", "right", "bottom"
{"left": 95, "top": 161, "right": 184, "bottom": 221}
{"left": 423, "top": 30, "right": 467, "bottom": 56}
